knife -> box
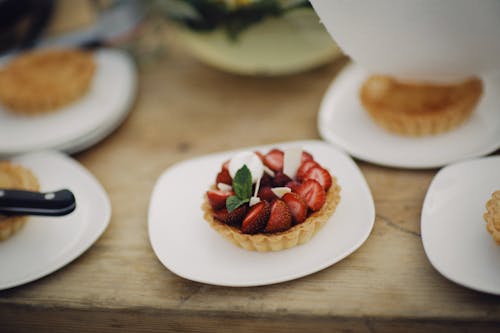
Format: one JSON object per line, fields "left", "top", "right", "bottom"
{"left": 0, "top": 189, "right": 76, "bottom": 217}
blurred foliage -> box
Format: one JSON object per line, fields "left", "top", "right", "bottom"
{"left": 155, "top": 0, "right": 311, "bottom": 39}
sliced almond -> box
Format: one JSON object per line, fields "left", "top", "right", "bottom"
{"left": 271, "top": 187, "right": 291, "bottom": 199}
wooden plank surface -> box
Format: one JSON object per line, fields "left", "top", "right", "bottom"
{"left": 0, "top": 38, "right": 499, "bottom": 332}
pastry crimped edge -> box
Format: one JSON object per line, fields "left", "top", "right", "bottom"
{"left": 0, "top": 48, "right": 95, "bottom": 114}
{"left": 483, "top": 190, "right": 500, "bottom": 245}
{"left": 202, "top": 176, "right": 341, "bottom": 252}
{"left": 0, "top": 162, "right": 40, "bottom": 241}
{"left": 359, "top": 75, "right": 483, "bottom": 136}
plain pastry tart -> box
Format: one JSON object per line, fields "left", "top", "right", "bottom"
{"left": 0, "top": 162, "right": 40, "bottom": 241}
{"left": 484, "top": 190, "right": 500, "bottom": 245}
{"left": 359, "top": 75, "right": 483, "bottom": 136}
{"left": 0, "top": 48, "right": 95, "bottom": 114}
{"left": 202, "top": 147, "right": 341, "bottom": 252}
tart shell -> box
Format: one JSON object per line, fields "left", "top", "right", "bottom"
{"left": 484, "top": 190, "right": 500, "bottom": 245}
{"left": 0, "top": 49, "right": 95, "bottom": 114}
{"left": 0, "top": 162, "right": 40, "bottom": 241}
{"left": 359, "top": 75, "right": 483, "bottom": 136}
{"left": 202, "top": 177, "right": 341, "bottom": 252}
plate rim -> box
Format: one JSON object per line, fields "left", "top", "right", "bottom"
{"left": 148, "top": 140, "right": 375, "bottom": 287}
{"left": 421, "top": 155, "right": 500, "bottom": 295}
{"left": 317, "top": 63, "right": 500, "bottom": 169}
{"left": 0, "top": 150, "right": 111, "bottom": 290}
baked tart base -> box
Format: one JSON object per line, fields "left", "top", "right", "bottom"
{"left": 203, "top": 177, "right": 341, "bottom": 252}
{"left": 360, "top": 75, "right": 483, "bottom": 136}
{"left": 484, "top": 190, "right": 500, "bottom": 245}
{"left": 0, "top": 162, "right": 40, "bottom": 241}
{"left": 0, "top": 48, "right": 95, "bottom": 114}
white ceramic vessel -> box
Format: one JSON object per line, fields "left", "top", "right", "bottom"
{"left": 310, "top": 0, "right": 500, "bottom": 82}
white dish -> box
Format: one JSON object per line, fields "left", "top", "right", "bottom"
{"left": 0, "top": 151, "right": 111, "bottom": 290}
{"left": 0, "top": 49, "right": 137, "bottom": 157}
{"left": 310, "top": 0, "right": 500, "bottom": 82}
{"left": 148, "top": 140, "right": 375, "bottom": 287}
{"left": 421, "top": 156, "right": 500, "bottom": 295}
{"left": 318, "top": 64, "right": 500, "bottom": 169}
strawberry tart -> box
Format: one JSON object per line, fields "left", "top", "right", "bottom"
{"left": 484, "top": 190, "right": 500, "bottom": 245}
{"left": 202, "top": 147, "right": 341, "bottom": 251}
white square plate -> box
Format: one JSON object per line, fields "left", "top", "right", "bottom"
{"left": 422, "top": 156, "right": 500, "bottom": 294}
{"left": 148, "top": 140, "right": 375, "bottom": 287}
{"left": 0, "top": 151, "right": 111, "bottom": 290}
{"left": 318, "top": 64, "right": 500, "bottom": 169}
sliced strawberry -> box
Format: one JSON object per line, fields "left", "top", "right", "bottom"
{"left": 263, "top": 149, "right": 284, "bottom": 172}
{"left": 296, "top": 160, "right": 319, "bottom": 181}
{"left": 259, "top": 173, "right": 273, "bottom": 188}
{"left": 282, "top": 192, "right": 308, "bottom": 224}
{"left": 258, "top": 187, "right": 278, "bottom": 202}
{"left": 213, "top": 205, "right": 247, "bottom": 226}
{"left": 296, "top": 179, "right": 326, "bottom": 212}
{"left": 264, "top": 199, "right": 292, "bottom": 233}
{"left": 304, "top": 166, "right": 332, "bottom": 190}
{"left": 301, "top": 151, "right": 314, "bottom": 162}
{"left": 272, "top": 171, "right": 292, "bottom": 187}
{"left": 254, "top": 151, "right": 265, "bottom": 161}
{"left": 206, "top": 190, "right": 233, "bottom": 210}
{"left": 285, "top": 180, "right": 301, "bottom": 193}
{"left": 241, "top": 201, "right": 270, "bottom": 234}
{"left": 216, "top": 168, "right": 232, "bottom": 185}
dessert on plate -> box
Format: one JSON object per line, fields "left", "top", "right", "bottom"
{"left": 202, "top": 147, "right": 341, "bottom": 251}
{"left": 359, "top": 75, "right": 483, "bottom": 136}
{"left": 0, "top": 48, "right": 95, "bottom": 114}
{"left": 484, "top": 190, "right": 500, "bottom": 245}
{"left": 0, "top": 162, "right": 40, "bottom": 241}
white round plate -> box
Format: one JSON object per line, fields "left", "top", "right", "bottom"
{"left": 421, "top": 156, "right": 500, "bottom": 295}
{"left": 318, "top": 64, "right": 500, "bottom": 169}
{"left": 0, "top": 49, "right": 137, "bottom": 157}
{"left": 0, "top": 151, "right": 111, "bottom": 290}
{"left": 148, "top": 140, "right": 375, "bottom": 287}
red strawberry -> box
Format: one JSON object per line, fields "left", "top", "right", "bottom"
{"left": 282, "top": 192, "right": 308, "bottom": 224}
{"left": 272, "top": 171, "right": 292, "bottom": 187}
{"left": 258, "top": 187, "right": 278, "bottom": 202}
{"left": 222, "top": 160, "right": 230, "bottom": 171}
{"left": 296, "top": 160, "right": 319, "bottom": 181}
{"left": 285, "top": 180, "right": 301, "bottom": 193}
{"left": 304, "top": 166, "right": 332, "bottom": 190}
{"left": 206, "top": 190, "right": 233, "bottom": 210}
{"left": 302, "top": 151, "right": 314, "bottom": 162}
{"left": 213, "top": 205, "right": 247, "bottom": 226}
{"left": 216, "top": 168, "right": 232, "bottom": 185}
{"left": 296, "top": 179, "right": 326, "bottom": 211}
{"left": 241, "top": 201, "right": 270, "bottom": 234}
{"left": 263, "top": 149, "right": 284, "bottom": 172}
{"left": 254, "top": 151, "right": 265, "bottom": 161}
{"left": 259, "top": 173, "right": 273, "bottom": 188}
{"left": 264, "top": 199, "right": 292, "bottom": 233}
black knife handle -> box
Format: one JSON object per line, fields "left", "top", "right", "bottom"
{"left": 0, "top": 189, "right": 76, "bottom": 216}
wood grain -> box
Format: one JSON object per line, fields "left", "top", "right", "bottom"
{"left": 0, "top": 32, "right": 499, "bottom": 332}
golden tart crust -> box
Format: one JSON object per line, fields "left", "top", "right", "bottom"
{"left": 484, "top": 190, "right": 500, "bottom": 245}
{"left": 0, "top": 48, "right": 95, "bottom": 114}
{"left": 0, "top": 162, "right": 40, "bottom": 241}
{"left": 202, "top": 176, "right": 341, "bottom": 252}
{"left": 359, "top": 75, "right": 483, "bottom": 136}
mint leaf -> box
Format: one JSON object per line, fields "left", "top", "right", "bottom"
{"left": 226, "top": 195, "right": 249, "bottom": 212}
{"left": 232, "top": 165, "right": 252, "bottom": 200}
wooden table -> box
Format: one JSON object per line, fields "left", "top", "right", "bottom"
{"left": 1, "top": 40, "right": 499, "bottom": 332}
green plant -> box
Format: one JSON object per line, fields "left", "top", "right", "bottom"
{"left": 156, "top": 0, "right": 311, "bottom": 39}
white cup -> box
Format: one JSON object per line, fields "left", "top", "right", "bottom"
{"left": 309, "top": 0, "right": 500, "bottom": 83}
